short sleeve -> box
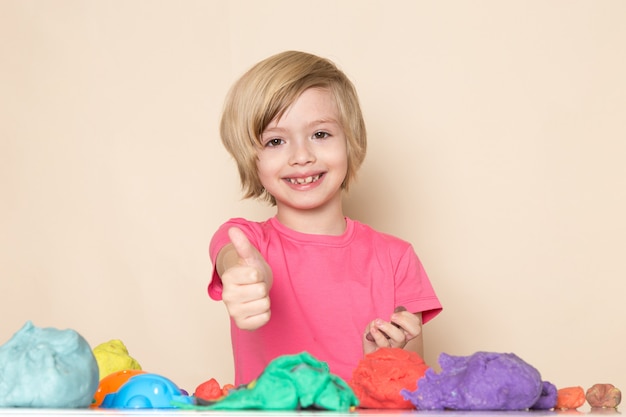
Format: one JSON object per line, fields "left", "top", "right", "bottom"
{"left": 394, "top": 245, "right": 442, "bottom": 324}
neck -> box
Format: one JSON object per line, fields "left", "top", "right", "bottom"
{"left": 275, "top": 203, "right": 346, "bottom": 235}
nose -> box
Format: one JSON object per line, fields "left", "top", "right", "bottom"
{"left": 288, "top": 139, "right": 315, "bottom": 165}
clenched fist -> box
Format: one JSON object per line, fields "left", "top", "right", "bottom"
{"left": 217, "top": 227, "right": 273, "bottom": 330}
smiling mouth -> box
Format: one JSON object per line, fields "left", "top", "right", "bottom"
{"left": 286, "top": 174, "right": 322, "bottom": 185}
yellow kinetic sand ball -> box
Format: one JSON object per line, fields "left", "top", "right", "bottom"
{"left": 93, "top": 339, "right": 141, "bottom": 380}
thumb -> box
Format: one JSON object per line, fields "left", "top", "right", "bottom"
{"left": 227, "top": 227, "right": 273, "bottom": 289}
{"left": 228, "top": 227, "right": 259, "bottom": 266}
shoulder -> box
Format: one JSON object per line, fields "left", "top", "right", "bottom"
{"left": 216, "top": 217, "right": 281, "bottom": 244}
{"left": 349, "top": 218, "right": 413, "bottom": 250}
{"left": 218, "top": 217, "right": 269, "bottom": 235}
{"left": 209, "top": 217, "right": 273, "bottom": 258}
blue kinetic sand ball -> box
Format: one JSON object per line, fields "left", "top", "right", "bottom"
{"left": 100, "top": 373, "right": 191, "bottom": 409}
{"left": 0, "top": 321, "right": 99, "bottom": 408}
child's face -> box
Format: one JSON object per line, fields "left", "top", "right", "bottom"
{"left": 257, "top": 88, "right": 348, "bottom": 214}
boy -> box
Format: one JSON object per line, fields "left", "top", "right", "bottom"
{"left": 209, "top": 51, "right": 441, "bottom": 384}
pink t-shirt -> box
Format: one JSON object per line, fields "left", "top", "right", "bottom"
{"left": 208, "top": 217, "right": 442, "bottom": 384}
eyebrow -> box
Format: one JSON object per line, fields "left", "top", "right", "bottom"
{"left": 263, "top": 118, "right": 341, "bottom": 135}
{"left": 310, "top": 118, "right": 340, "bottom": 127}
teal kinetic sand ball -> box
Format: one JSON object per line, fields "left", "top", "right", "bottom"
{"left": 0, "top": 321, "right": 99, "bottom": 408}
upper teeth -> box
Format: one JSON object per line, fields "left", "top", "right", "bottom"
{"left": 288, "top": 175, "right": 320, "bottom": 185}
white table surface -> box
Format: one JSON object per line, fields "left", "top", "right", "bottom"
{"left": 0, "top": 406, "right": 619, "bottom": 416}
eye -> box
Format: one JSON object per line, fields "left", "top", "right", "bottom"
{"left": 313, "top": 131, "right": 330, "bottom": 139}
{"left": 265, "top": 138, "right": 284, "bottom": 147}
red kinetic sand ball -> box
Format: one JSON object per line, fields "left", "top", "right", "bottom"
{"left": 556, "top": 386, "right": 586, "bottom": 410}
{"left": 195, "top": 378, "right": 234, "bottom": 401}
{"left": 349, "top": 347, "right": 429, "bottom": 409}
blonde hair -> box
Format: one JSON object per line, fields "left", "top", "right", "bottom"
{"left": 220, "top": 50, "right": 367, "bottom": 205}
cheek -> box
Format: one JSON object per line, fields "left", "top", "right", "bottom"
{"left": 255, "top": 154, "right": 273, "bottom": 175}
{"left": 328, "top": 147, "right": 349, "bottom": 175}
{"left": 255, "top": 157, "right": 279, "bottom": 188}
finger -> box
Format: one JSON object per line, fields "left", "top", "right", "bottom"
{"left": 364, "top": 320, "right": 380, "bottom": 343}
{"left": 371, "top": 319, "right": 408, "bottom": 347}
{"left": 235, "top": 309, "right": 272, "bottom": 331}
{"left": 390, "top": 305, "right": 408, "bottom": 328}
{"left": 229, "top": 295, "right": 271, "bottom": 317}
{"left": 391, "top": 311, "right": 422, "bottom": 339}
{"left": 224, "top": 288, "right": 271, "bottom": 330}
{"left": 222, "top": 272, "right": 268, "bottom": 298}
{"left": 388, "top": 330, "right": 407, "bottom": 348}
{"left": 371, "top": 320, "right": 396, "bottom": 344}
{"left": 366, "top": 326, "right": 390, "bottom": 342}
{"left": 228, "top": 227, "right": 258, "bottom": 266}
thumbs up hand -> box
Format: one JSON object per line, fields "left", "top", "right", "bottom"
{"left": 219, "top": 227, "right": 273, "bottom": 330}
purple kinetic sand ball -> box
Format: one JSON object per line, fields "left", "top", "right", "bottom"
{"left": 401, "top": 351, "right": 557, "bottom": 411}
